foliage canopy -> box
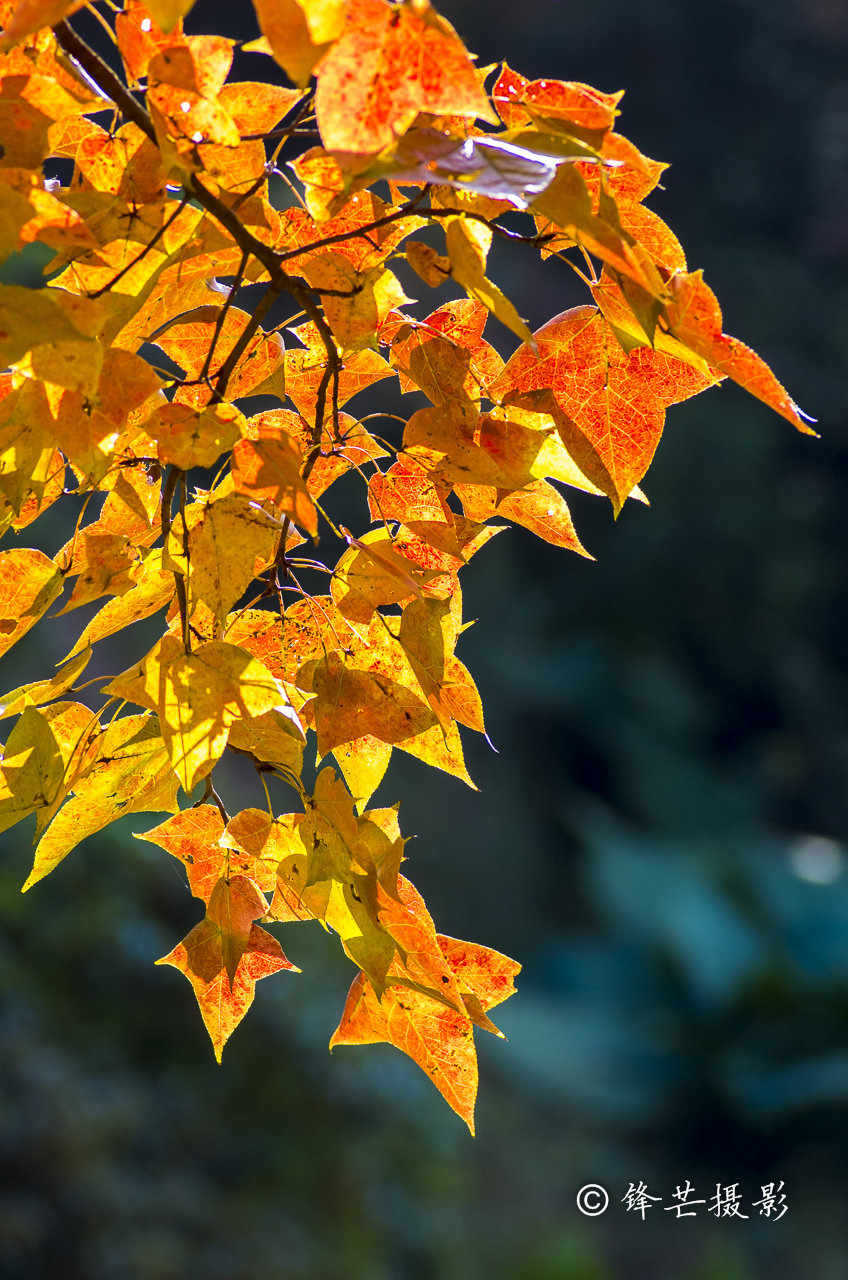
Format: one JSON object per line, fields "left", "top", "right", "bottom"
{"left": 0, "top": 0, "right": 811, "bottom": 1131}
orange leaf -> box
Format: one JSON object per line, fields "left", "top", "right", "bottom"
{"left": 218, "top": 81, "right": 302, "bottom": 136}
{"left": 330, "top": 878, "right": 519, "bottom": 1133}
{"left": 253, "top": 0, "right": 346, "bottom": 88}
{"left": 493, "top": 64, "right": 621, "bottom": 146}
{"left": 232, "top": 431, "right": 317, "bottom": 537}
{"left": 315, "top": 0, "right": 497, "bottom": 156}
{"left": 116, "top": 0, "right": 187, "bottom": 82}
{"left": 1, "top": 0, "right": 86, "bottom": 47}
{"left": 137, "top": 804, "right": 227, "bottom": 901}
{"left": 0, "top": 548, "right": 62, "bottom": 659}
{"left": 495, "top": 305, "right": 715, "bottom": 511}
{"left": 389, "top": 298, "right": 504, "bottom": 408}
{"left": 284, "top": 320, "right": 394, "bottom": 422}
{"left": 664, "top": 270, "right": 816, "bottom": 433}
{"left": 303, "top": 651, "right": 436, "bottom": 756}
{"left": 157, "top": 918, "right": 297, "bottom": 1060}
{"left": 331, "top": 968, "right": 479, "bottom": 1128}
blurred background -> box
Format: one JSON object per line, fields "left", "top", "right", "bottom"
{"left": 2, "top": 0, "right": 847, "bottom": 1276}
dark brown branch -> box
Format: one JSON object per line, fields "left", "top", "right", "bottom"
{"left": 200, "top": 251, "right": 249, "bottom": 385}
{"left": 54, "top": 21, "right": 157, "bottom": 143}
{"left": 212, "top": 282, "right": 281, "bottom": 399}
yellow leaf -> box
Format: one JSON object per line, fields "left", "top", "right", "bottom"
{"left": 64, "top": 549, "right": 175, "bottom": 659}
{"left": 227, "top": 708, "right": 305, "bottom": 777}
{"left": 253, "top": 0, "right": 345, "bottom": 87}
{"left": 144, "top": 0, "right": 197, "bottom": 35}
{"left": 0, "top": 548, "right": 63, "bottom": 660}
{"left": 332, "top": 736, "right": 392, "bottom": 813}
{"left": 186, "top": 493, "right": 278, "bottom": 624}
{"left": 106, "top": 637, "right": 295, "bottom": 794}
{"left": 445, "top": 216, "right": 534, "bottom": 346}
{"left": 0, "top": 647, "right": 91, "bottom": 721}
{"left": 24, "top": 714, "right": 179, "bottom": 891}
{"left": 0, "top": 285, "right": 98, "bottom": 366}
{"left": 396, "top": 717, "right": 477, "bottom": 789}
{"left": 331, "top": 528, "right": 440, "bottom": 628}
{"left": 144, "top": 401, "right": 242, "bottom": 470}
{"left": 0, "top": 704, "right": 88, "bottom": 835}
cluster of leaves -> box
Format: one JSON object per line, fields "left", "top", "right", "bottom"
{"left": 0, "top": 0, "right": 811, "bottom": 1130}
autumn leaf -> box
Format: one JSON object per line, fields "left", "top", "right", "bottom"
{"left": 0, "top": 701, "right": 97, "bottom": 835}
{"left": 0, "top": 647, "right": 91, "bottom": 720}
{"left": 0, "top": 0, "right": 87, "bottom": 47}
{"left": 0, "top": 548, "right": 63, "bottom": 659}
{"left": 63, "top": 549, "right": 175, "bottom": 660}
{"left": 443, "top": 216, "right": 533, "bottom": 345}
{"left": 331, "top": 528, "right": 440, "bottom": 627}
{"left": 145, "top": 0, "right": 196, "bottom": 34}
{"left": 231, "top": 431, "right": 317, "bottom": 537}
{"left": 104, "top": 636, "right": 294, "bottom": 793}
{"left": 330, "top": 877, "right": 519, "bottom": 1132}
{"left": 253, "top": 0, "right": 346, "bottom": 87}
{"left": 136, "top": 803, "right": 228, "bottom": 900}
{"left": 332, "top": 735, "right": 392, "bottom": 812}
{"left": 494, "top": 305, "right": 715, "bottom": 510}
{"left": 23, "top": 713, "right": 179, "bottom": 891}
{"left": 144, "top": 401, "right": 242, "bottom": 470}
{"left": 314, "top": 0, "right": 497, "bottom": 156}
{"left": 368, "top": 127, "right": 578, "bottom": 208}
{"left": 390, "top": 298, "right": 504, "bottom": 409}
{"left": 158, "top": 917, "right": 297, "bottom": 1060}
{"left": 301, "top": 650, "right": 437, "bottom": 756}
{"left": 663, "top": 270, "right": 816, "bottom": 433}
{"left": 185, "top": 493, "right": 278, "bottom": 623}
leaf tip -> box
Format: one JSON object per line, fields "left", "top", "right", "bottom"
{"left": 792, "top": 401, "right": 819, "bottom": 436}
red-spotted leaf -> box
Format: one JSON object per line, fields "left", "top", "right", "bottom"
{"left": 494, "top": 305, "right": 716, "bottom": 510}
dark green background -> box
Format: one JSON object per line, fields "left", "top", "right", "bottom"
{"left": 2, "top": 0, "right": 847, "bottom": 1276}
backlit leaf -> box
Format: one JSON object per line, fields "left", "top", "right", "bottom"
{"left": 231, "top": 431, "right": 317, "bottom": 537}
{"left": 24, "top": 713, "right": 179, "bottom": 890}
{"left": 253, "top": 0, "right": 346, "bottom": 87}
{"left": 444, "top": 216, "right": 533, "bottom": 345}
{"left": 105, "top": 635, "right": 292, "bottom": 793}
{"left": 185, "top": 493, "right": 277, "bottom": 623}
{"left": 495, "top": 305, "right": 715, "bottom": 511}
{"left": 330, "top": 877, "right": 519, "bottom": 1132}
{"left": 0, "top": 647, "right": 91, "bottom": 720}
{"left": 1, "top": 0, "right": 87, "bottom": 47}
{"left": 157, "top": 918, "right": 297, "bottom": 1060}
{"left": 664, "top": 270, "right": 816, "bottom": 433}
{"left": 0, "top": 548, "right": 63, "bottom": 659}
{"left": 314, "top": 0, "right": 497, "bottom": 156}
